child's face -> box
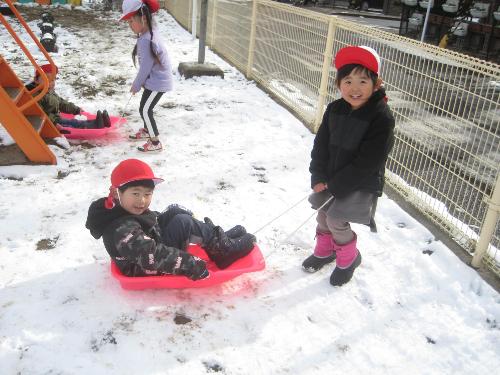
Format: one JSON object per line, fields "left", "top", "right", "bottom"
{"left": 338, "top": 68, "right": 380, "bottom": 110}
{"left": 117, "top": 185, "right": 154, "bottom": 215}
{"left": 127, "top": 15, "right": 147, "bottom": 34}
{"left": 36, "top": 72, "right": 56, "bottom": 90}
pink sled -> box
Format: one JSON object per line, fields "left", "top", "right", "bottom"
{"left": 58, "top": 111, "right": 125, "bottom": 139}
{"left": 111, "top": 243, "right": 266, "bottom": 290}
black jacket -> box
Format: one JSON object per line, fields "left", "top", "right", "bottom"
{"left": 85, "top": 198, "right": 197, "bottom": 277}
{"left": 310, "top": 88, "right": 395, "bottom": 198}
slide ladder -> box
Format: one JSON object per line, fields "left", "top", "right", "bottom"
{"left": 0, "top": 0, "right": 61, "bottom": 165}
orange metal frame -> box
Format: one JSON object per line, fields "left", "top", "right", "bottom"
{"left": 0, "top": 0, "right": 57, "bottom": 110}
{"left": 0, "top": 0, "right": 61, "bottom": 164}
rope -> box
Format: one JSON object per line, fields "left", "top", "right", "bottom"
{"left": 263, "top": 195, "right": 334, "bottom": 260}
{"left": 253, "top": 193, "right": 310, "bottom": 235}
{"left": 281, "top": 195, "right": 333, "bottom": 243}
{"left": 117, "top": 94, "right": 133, "bottom": 126}
{"left": 121, "top": 94, "right": 133, "bottom": 117}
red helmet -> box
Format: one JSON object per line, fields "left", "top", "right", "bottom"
{"left": 334, "top": 46, "right": 381, "bottom": 75}
{"left": 105, "top": 159, "right": 163, "bottom": 209}
{"left": 35, "top": 63, "right": 58, "bottom": 78}
{"left": 110, "top": 158, "right": 163, "bottom": 188}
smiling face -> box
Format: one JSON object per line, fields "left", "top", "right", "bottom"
{"left": 337, "top": 67, "right": 381, "bottom": 110}
{"left": 115, "top": 185, "right": 154, "bottom": 215}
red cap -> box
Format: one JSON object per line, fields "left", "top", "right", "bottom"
{"left": 334, "top": 46, "right": 381, "bottom": 75}
{"left": 105, "top": 159, "right": 163, "bottom": 209}
{"left": 35, "top": 63, "right": 58, "bottom": 78}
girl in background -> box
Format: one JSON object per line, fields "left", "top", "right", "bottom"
{"left": 121, "top": 0, "right": 173, "bottom": 152}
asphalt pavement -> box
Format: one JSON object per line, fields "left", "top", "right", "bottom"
{"left": 298, "top": 1, "right": 402, "bottom": 33}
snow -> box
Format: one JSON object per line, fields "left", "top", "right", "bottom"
{"left": 1, "top": 4, "right": 499, "bottom": 375}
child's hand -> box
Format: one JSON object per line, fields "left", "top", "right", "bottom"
{"left": 188, "top": 258, "right": 209, "bottom": 281}
{"left": 130, "top": 87, "right": 137, "bottom": 94}
{"left": 313, "top": 183, "right": 328, "bottom": 193}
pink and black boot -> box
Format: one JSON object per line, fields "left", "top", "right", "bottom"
{"left": 330, "top": 233, "right": 362, "bottom": 286}
{"left": 302, "top": 231, "right": 336, "bottom": 273}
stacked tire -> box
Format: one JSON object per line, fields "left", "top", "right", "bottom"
{"left": 39, "top": 12, "right": 58, "bottom": 53}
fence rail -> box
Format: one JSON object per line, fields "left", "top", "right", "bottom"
{"left": 165, "top": 0, "right": 500, "bottom": 277}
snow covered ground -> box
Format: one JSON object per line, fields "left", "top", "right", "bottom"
{"left": 1, "top": 4, "right": 499, "bottom": 375}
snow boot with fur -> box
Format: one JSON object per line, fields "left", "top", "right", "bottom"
{"left": 302, "top": 231, "right": 336, "bottom": 273}
{"left": 330, "top": 234, "right": 361, "bottom": 286}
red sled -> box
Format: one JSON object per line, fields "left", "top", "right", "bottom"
{"left": 58, "top": 111, "right": 125, "bottom": 139}
{"left": 110, "top": 243, "right": 265, "bottom": 290}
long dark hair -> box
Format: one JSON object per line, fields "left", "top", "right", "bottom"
{"left": 131, "top": 4, "right": 156, "bottom": 67}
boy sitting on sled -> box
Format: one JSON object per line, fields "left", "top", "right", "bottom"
{"left": 27, "top": 64, "right": 110, "bottom": 130}
{"left": 85, "top": 159, "right": 256, "bottom": 280}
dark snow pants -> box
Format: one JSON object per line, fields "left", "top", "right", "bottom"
{"left": 158, "top": 209, "right": 213, "bottom": 251}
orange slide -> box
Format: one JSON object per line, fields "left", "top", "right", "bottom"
{"left": 0, "top": 0, "right": 61, "bottom": 164}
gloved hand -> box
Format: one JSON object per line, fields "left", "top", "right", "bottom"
{"left": 189, "top": 258, "right": 209, "bottom": 281}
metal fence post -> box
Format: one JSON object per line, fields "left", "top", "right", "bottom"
{"left": 246, "top": 0, "right": 258, "bottom": 79}
{"left": 472, "top": 175, "right": 500, "bottom": 268}
{"left": 198, "top": 0, "right": 208, "bottom": 64}
{"left": 314, "top": 17, "right": 336, "bottom": 132}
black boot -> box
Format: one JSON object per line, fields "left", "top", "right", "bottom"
{"left": 302, "top": 253, "right": 336, "bottom": 273}
{"left": 330, "top": 252, "right": 362, "bottom": 286}
{"left": 102, "top": 110, "right": 111, "bottom": 127}
{"left": 225, "top": 225, "right": 247, "bottom": 239}
{"left": 203, "top": 226, "right": 256, "bottom": 269}
{"left": 94, "top": 110, "right": 104, "bottom": 129}
{"left": 203, "top": 217, "right": 247, "bottom": 239}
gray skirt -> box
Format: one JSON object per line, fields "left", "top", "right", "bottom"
{"left": 308, "top": 190, "right": 375, "bottom": 225}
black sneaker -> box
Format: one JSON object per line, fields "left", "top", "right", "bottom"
{"left": 302, "top": 253, "right": 336, "bottom": 273}
{"left": 102, "top": 110, "right": 111, "bottom": 128}
{"left": 330, "top": 252, "right": 362, "bottom": 286}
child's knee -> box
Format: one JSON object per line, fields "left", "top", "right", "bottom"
{"left": 169, "top": 213, "right": 194, "bottom": 227}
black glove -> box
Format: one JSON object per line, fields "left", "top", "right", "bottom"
{"left": 189, "top": 258, "right": 209, "bottom": 281}
{"left": 180, "top": 255, "right": 209, "bottom": 281}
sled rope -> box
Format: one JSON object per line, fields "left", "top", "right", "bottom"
{"left": 122, "top": 94, "right": 133, "bottom": 116}
{"left": 115, "top": 94, "right": 133, "bottom": 126}
{"left": 282, "top": 195, "right": 333, "bottom": 243}
{"left": 253, "top": 193, "right": 310, "bottom": 235}
{"left": 264, "top": 195, "right": 334, "bottom": 260}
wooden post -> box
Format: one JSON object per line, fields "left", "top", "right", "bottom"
{"left": 246, "top": 0, "right": 258, "bottom": 79}
{"left": 314, "top": 17, "right": 336, "bottom": 132}
{"left": 471, "top": 175, "right": 500, "bottom": 268}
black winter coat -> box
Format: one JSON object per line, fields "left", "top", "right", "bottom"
{"left": 310, "top": 88, "right": 395, "bottom": 199}
{"left": 85, "top": 198, "right": 197, "bottom": 277}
